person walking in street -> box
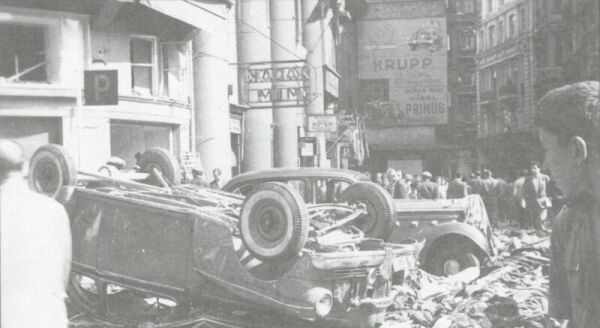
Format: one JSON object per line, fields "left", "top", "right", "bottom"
{"left": 384, "top": 168, "right": 397, "bottom": 196}
{"left": 468, "top": 170, "right": 483, "bottom": 195}
{"left": 447, "top": 172, "right": 470, "bottom": 198}
{"left": 0, "top": 140, "right": 72, "bottom": 328}
{"left": 536, "top": 81, "right": 600, "bottom": 328}
{"left": 480, "top": 169, "right": 499, "bottom": 225}
{"left": 417, "top": 171, "right": 440, "bottom": 199}
{"left": 391, "top": 170, "right": 411, "bottom": 199}
{"left": 522, "top": 162, "right": 552, "bottom": 232}
{"left": 512, "top": 169, "right": 529, "bottom": 228}
{"left": 210, "top": 168, "right": 222, "bottom": 189}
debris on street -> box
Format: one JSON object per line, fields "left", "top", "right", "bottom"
{"left": 381, "top": 229, "right": 553, "bottom": 328}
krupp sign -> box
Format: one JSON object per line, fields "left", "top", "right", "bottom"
{"left": 358, "top": 17, "right": 448, "bottom": 126}
{"left": 241, "top": 61, "right": 312, "bottom": 108}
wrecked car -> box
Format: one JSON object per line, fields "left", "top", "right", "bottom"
{"left": 223, "top": 168, "right": 496, "bottom": 276}
{"left": 28, "top": 145, "right": 418, "bottom": 327}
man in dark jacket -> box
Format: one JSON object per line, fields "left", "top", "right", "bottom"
{"left": 417, "top": 171, "right": 440, "bottom": 199}
{"left": 537, "top": 81, "right": 600, "bottom": 328}
{"left": 447, "top": 172, "right": 470, "bottom": 198}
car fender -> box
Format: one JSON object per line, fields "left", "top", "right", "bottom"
{"left": 414, "top": 222, "right": 492, "bottom": 264}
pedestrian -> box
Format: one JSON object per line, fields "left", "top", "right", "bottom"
{"left": 417, "top": 171, "right": 440, "bottom": 199}
{"left": 468, "top": 170, "right": 483, "bottom": 194}
{"left": 480, "top": 169, "right": 499, "bottom": 225}
{"left": 536, "top": 81, "right": 600, "bottom": 327}
{"left": 522, "top": 162, "right": 551, "bottom": 232}
{"left": 210, "top": 168, "right": 222, "bottom": 189}
{"left": 0, "top": 140, "right": 72, "bottom": 328}
{"left": 447, "top": 172, "right": 470, "bottom": 198}
{"left": 391, "top": 170, "right": 411, "bottom": 199}
{"left": 512, "top": 169, "right": 529, "bottom": 228}
{"left": 190, "top": 165, "right": 209, "bottom": 187}
{"left": 495, "top": 174, "right": 511, "bottom": 223}
{"left": 384, "top": 168, "right": 396, "bottom": 196}
{"left": 435, "top": 176, "right": 448, "bottom": 199}
{"left": 375, "top": 172, "right": 384, "bottom": 186}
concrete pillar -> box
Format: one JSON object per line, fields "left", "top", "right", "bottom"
{"left": 238, "top": 0, "right": 274, "bottom": 172}
{"left": 193, "top": 21, "right": 232, "bottom": 180}
{"left": 302, "top": 0, "right": 327, "bottom": 167}
{"left": 270, "top": 0, "right": 300, "bottom": 167}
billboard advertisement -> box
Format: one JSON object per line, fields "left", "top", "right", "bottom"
{"left": 358, "top": 17, "right": 448, "bottom": 126}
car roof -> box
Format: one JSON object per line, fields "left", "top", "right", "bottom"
{"left": 223, "top": 168, "right": 368, "bottom": 190}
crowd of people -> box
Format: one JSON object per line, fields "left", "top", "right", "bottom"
{"left": 370, "top": 163, "right": 563, "bottom": 232}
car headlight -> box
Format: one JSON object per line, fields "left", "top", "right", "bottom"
{"left": 305, "top": 287, "right": 333, "bottom": 318}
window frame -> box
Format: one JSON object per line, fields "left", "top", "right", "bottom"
{"left": 130, "top": 34, "right": 159, "bottom": 96}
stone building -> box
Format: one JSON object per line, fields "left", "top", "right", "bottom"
{"left": 474, "top": 0, "right": 564, "bottom": 176}
{"left": 561, "top": 0, "right": 600, "bottom": 83}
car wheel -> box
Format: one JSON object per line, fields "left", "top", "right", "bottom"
{"left": 339, "top": 182, "right": 395, "bottom": 240}
{"left": 427, "top": 241, "right": 481, "bottom": 276}
{"left": 28, "top": 144, "right": 77, "bottom": 199}
{"left": 139, "top": 148, "right": 181, "bottom": 186}
{"left": 240, "top": 182, "right": 309, "bottom": 261}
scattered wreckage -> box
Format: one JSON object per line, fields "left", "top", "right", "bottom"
{"left": 223, "top": 168, "right": 496, "bottom": 276}
{"left": 28, "top": 144, "right": 420, "bottom": 328}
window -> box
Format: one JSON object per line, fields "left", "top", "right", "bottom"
{"left": 519, "top": 7, "right": 527, "bottom": 31}
{"left": 479, "top": 29, "right": 485, "bottom": 51}
{"left": 131, "top": 36, "right": 157, "bottom": 96}
{"left": 488, "top": 25, "right": 496, "bottom": 47}
{"left": 460, "top": 31, "right": 476, "bottom": 50}
{"left": 463, "top": 0, "right": 474, "bottom": 13}
{"left": 0, "top": 23, "right": 47, "bottom": 83}
{"left": 487, "top": 0, "right": 492, "bottom": 13}
{"left": 160, "top": 42, "right": 190, "bottom": 101}
{"left": 498, "top": 20, "right": 504, "bottom": 43}
{"left": 508, "top": 14, "right": 516, "bottom": 38}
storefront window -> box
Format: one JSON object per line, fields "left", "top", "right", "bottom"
{"left": 131, "top": 36, "right": 157, "bottom": 96}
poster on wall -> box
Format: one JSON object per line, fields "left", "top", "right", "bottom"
{"left": 358, "top": 17, "right": 448, "bottom": 126}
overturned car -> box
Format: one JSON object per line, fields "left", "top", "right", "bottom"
{"left": 28, "top": 145, "right": 418, "bottom": 327}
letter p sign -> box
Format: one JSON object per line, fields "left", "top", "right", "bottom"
{"left": 84, "top": 70, "right": 118, "bottom": 105}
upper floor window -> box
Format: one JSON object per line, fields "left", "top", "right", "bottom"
{"left": 498, "top": 20, "right": 505, "bottom": 43}
{"left": 131, "top": 36, "right": 157, "bottom": 96}
{"left": 0, "top": 23, "right": 47, "bottom": 83}
{"left": 488, "top": 25, "right": 496, "bottom": 47}
{"left": 508, "top": 14, "right": 516, "bottom": 38}
{"left": 160, "top": 42, "right": 191, "bottom": 101}
{"left": 519, "top": 7, "right": 527, "bottom": 32}
{"left": 463, "top": 0, "right": 475, "bottom": 13}
{"left": 487, "top": 0, "right": 492, "bottom": 13}
{"left": 460, "top": 31, "right": 476, "bottom": 50}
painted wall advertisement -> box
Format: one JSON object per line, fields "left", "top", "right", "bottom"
{"left": 358, "top": 17, "right": 448, "bottom": 126}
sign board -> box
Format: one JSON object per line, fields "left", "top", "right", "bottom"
{"left": 358, "top": 17, "right": 447, "bottom": 126}
{"left": 299, "top": 137, "right": 317, "bottom": 157}
{"left": 84, "top": 70, "right": 118, "bottom": 105}
{"left": 337, "top": 113, "right": 356, "bottom": 126}
{"left": 241, "top": 61, "right": 312, "bottom": 109}
{"left": 323, "top": 66, "right": 340, "bottom": 98}
{"left": 230, "top": 118, "right": 242, "bottom": 134}
{"left": 307, "top": 115, "right": 337, "bottom": 133}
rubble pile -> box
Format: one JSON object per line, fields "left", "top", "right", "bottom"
{"left": 383, "top": 229, "right": 552, "bottom": 328}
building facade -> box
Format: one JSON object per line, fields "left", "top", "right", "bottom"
{"left": 0, "top": 0, "right": 235, "bottom": 180}
{"left": 561, "top": 0, "right": 600, "bottom": 83}
{"left": 474, "top": 0, "right": 565, "bottom": 176}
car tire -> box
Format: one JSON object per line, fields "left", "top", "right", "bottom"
{"left": 28, "top": 144, "right": 77, "bottom": 199}
{"left": 240, "top": 182, "right": 309, "bottom": 261}
{"left": 427, "top": 241, "right": 480, "bottom": 276}
{"left": 139, "top": 148, "right": 181, "bottom": 186}
{"left": 339, "top": 182, "right": 395, "bottom": 240}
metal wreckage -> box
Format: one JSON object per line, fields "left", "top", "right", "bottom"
{"left": 27, "top": 145, "right": 552, "bottom": 328}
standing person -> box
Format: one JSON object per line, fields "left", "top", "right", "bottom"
{"left": 417, "top": 171, "right": 440, "bottom": 199}
{"left": 375, "top": 172, "right": 384, "bottom": 186}
{"left": 495, "top": 175, "right": 510, "bottom": 223}
{"left": 536, "top": 81, "right": 600, "bottom": 327}
{"left": 391, "top": 170, "right": 411, "bottom": 199}
{"left": 522, "top": 162, "right": 552, "bottom": 232}
{"left": 210, "top": 168, "right": 222, "bottom": 189}
{"left": 384, "top": 168, "right": 397, "bottom": 196}
{"left": 468, "top": 170, "right": 483, "bottom": 194}
{"left": 480, "top": 169, "right": 499, "bottom": 225}
{"left": 447, "top": 173, "right": 470, "bottom": 198}
{"left": 0, "top": 140, "right": 72, "bottom": 328}
{"left": 512, "top": 169, "right": 529, "bottom": 228}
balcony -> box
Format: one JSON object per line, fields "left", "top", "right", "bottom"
{"left": 499, "top": 83, "right": 518, "bottom": 99}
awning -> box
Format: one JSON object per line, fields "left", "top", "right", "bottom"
{"left": 119, "top": 0, "right": 228, "bottom": 30}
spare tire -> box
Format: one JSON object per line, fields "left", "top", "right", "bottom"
{"left": 240, "top": 182, "right": 309, "bottom": 261}
{"left": 28, "top": 144, "right": 77, "bottom": 199}
{"left": 339, "top": 182, "right": 395, "bottom": 240}
{"left": 139, "top": 148, "right": 181, "bottom": 186}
